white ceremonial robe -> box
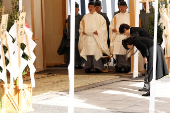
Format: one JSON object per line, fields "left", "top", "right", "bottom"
{"left": 79, "top": 12, "right": 110, "bottom": 61}
{"left": 109, "top": 11, "right": 130, "bottom": 59}
{"left": 110, "top": 11, "right": 145, "bottom": 72}
{"left": 162, "top": 10, "right": 170, "bottom": 57}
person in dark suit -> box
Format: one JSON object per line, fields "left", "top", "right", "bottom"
{"left": 119, "top": 23, "right": 153, "bottom": 40}
{"left": 138, "top": 2, "right": 152, "bottom": 92}
{"left": 119, "top": 24, "right": 154, "bottom": 92}
{"left": 63, "top": 2, "right": 82, "bottom": 68}
{"left": 122, "top": 36, "right": 169, "bottom": 96}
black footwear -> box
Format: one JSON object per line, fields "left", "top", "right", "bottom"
{"left": 78, "top": 65, "right": 82, "bottom": 69}
{"left": 138, "top": 88, "right": 149, "bottom": 92}
{"left": 142, "top": 92, "right": 150, "bottom": 96}
{"left": 115, "top": 67, "right": 122, "bottom": 73}
{"left": 85, "top": 69, "right": 91, "bottom": 73}
{"left": 94, "top": 68, "right": 101, "bottom": 73}
{"left": 75, "top": 65, "right": 82, "bottom": 69}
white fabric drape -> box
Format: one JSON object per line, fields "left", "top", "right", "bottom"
{"left": 109, "top": 11, "right": 130, "bottom": 59}
{"left": 79, "top": 12, "right": 110, "bottom": 61}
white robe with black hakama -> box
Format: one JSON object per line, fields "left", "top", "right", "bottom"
{"left": 79, "top": 12, "right": 110, "bottom": 70}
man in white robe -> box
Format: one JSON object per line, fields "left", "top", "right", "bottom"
{"left": 109, "top": 1, "right": 130, "bottom": 73}
{"left": 79, "top": 1, "right": 110, "bottom": 73}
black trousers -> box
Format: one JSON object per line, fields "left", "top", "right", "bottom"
{"left": 66, "top": 47, "right": 82, "bottom": 66}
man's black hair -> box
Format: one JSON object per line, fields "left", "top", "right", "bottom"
{"left": 122, "top": 39, "right": 129, "bottom": 50}
{"left": 118, "top": 1, "right": 127, "bottom": 6}
{"left": 122, "top": 37, "right": 134, "bottom": 50}
{"left": 88, "top": 0, "right": 95, "bottom": 6}
{"left": 95, "top": 0, "right": 101, "bottom": 7}
{"left": 119, "top": 24, "right": 130, "bottom": 34}
{"left": 75, "top": 2, "right": 79, "bottom": 8}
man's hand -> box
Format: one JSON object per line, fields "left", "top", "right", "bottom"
{"left": 83, "top": 31, "right": 86, "bottom": 35}
{"left": 112, "top": 29, "right": 117, "bottom": 32}
{"left": 93, "top": 31, "right": 98, "bottom": 35}
{"left": 144, "top": 57, "right": 148, "bottom": 64}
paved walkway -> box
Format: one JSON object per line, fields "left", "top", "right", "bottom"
{"left": 28, "top": 69, "right": 170, "bottom": 113}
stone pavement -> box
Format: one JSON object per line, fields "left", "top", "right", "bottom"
{"left": 28, "top": 68, "right": 170, "bottom": 113}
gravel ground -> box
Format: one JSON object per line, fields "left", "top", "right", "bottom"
{"left": 0, "top": 68, "right": 120, "bottom": 96}
{"left": 0, "top": 67, "right": 130, "bottom": 112}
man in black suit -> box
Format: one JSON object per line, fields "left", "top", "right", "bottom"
{"left": 138, "top": 2, "right": 152, "bottom": 92}
{"left": 59, "top": 2, "right": 82, "bottom": 69}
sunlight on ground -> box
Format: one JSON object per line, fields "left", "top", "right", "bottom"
{"left": 130, "top": 80, "right": 170, "bottom": 98}
{"left": 32, "top": 92, "right": 106, "bottom": 110}
{"left": 102, "top": 90, "right": 168, "bottom": 103}
{"left": 102, "top": 78, "right": 170, "bottom": 103}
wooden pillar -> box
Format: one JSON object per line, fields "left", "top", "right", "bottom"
{"left": 62, "top": 0, "right": 67, "bottom": 28}
{"left": 129, "top": 0, "right": 136, "bottom": 73}
{"left": 62, "top": 0, "right": 67, "bottom": 64}
{"left": 41, "top": 0, "right": 46, "bottom": 70}
{"left": 31, "top": 0, "right": 45, "bottom": 71}
{"left": 166, "top": 4, "right": 170, "bottom": 75}
{"left": 30, "top": 0, "right": 36, "bottom": 69}
{"left": 165, "top": 57, "right": 170, "bottom": 75}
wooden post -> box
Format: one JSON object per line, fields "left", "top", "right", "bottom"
{"left": 41, "top": 0, "right": 46, "bottom": 70}
{"left": 129, "top": 0, "right": 136, "bottom": 73}
{"left": 140, "top": 0, "right": 155, "bottom": 3}
{"left": 167, "top": 2, "right": 170, "bottom": 75}
{"left": 62, "top": 0, "right": 67, "bottom": 29}
{"left": 63, "top": 0, "right": 67, "bottom": 64}
{"left": 165, "top": 57, "right": 170, "bottom": 75}
{"left": 30, "top": 0, "right": 37, "bottom": 70}
{"left": 17, "top": 12, "right": 26, "bottom": 89}
{"left": 1, "top": 84, "right": 34, "bottom": 113}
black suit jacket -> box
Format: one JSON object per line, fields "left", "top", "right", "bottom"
{"left": 130, "top": 27, "right": 153, "bottom": 40}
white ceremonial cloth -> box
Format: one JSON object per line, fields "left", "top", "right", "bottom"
{"left": 109, "top": 11, "right": 130, "bottom": 59}
{"left": 79, "top": 12, "right": 110, "bottom": 61}
{"left": 163, "top": 10, "right": 170, "bottom": 57}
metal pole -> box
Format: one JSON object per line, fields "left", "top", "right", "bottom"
{"left": 133, "top": 0, "right": 139, "bottom": 78}
{"left": 68, "top": 0, "right": 75, "bottom": 113}
{"left": 149, "top": 0, "right": 158, "bottom": 113}
{"left": 19, "top": 0, "right": 22, "bottom": 12}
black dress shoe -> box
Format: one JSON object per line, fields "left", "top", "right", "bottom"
{"left": 85, "top": 69, "right": 91, "bottom": 73}
{"left": 142, "top": 92, "right": 150, "bottom": 96}
{"left": 138, "top": 88, "right": 149, "bottom": 92}
{"left": 75, "top": 65, "right": 82, "bottom": 69}
{"left": 94, "top": 68, "right": 101, "bottom": 73}
{"left": 78, "top": 65, "right": 82, "bottom": 69}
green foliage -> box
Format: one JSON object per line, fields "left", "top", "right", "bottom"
{"left": 0, "top": 0, "right": 3, "bottom": 7}
{"left": 147, "top": 2, "right": 163, "bottom": 44}
{"left": 1, "top": 45, "right": 9, "bottom": 66}
{"left": 22, "top": 65, "right": 30, "bottom": 75}
{"left": 164, "top": 0, "right": 168, "bottom": 8}
{"left": 22, "top": 52, "right": 29, "bottom": 61}
{"left": 3, "top": 45, "right": 8, "bottom": 54}
{"left": 0, "top": 66, "right": 2, "bottom": 73}
{"left": 7, "top": 0, "right": 19, "bottom": 31}
{"left": 21, "top": 43, "right": 26, "bottom": 50}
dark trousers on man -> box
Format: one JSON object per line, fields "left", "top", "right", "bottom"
{"left": 66, "top": 47, "right": 82, "bottom": 67}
